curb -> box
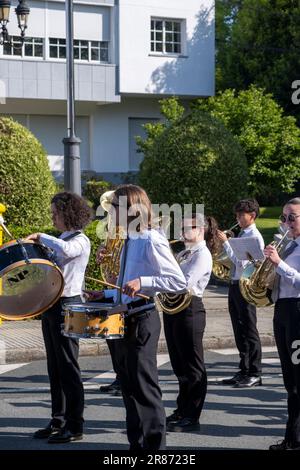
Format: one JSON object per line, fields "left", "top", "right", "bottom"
{"left": 3, "top": 334, "right": 276, "bottom": 364}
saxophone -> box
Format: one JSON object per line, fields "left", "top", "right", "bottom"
{"left": 239, "top": 227, "right": 290, "bottom": 307}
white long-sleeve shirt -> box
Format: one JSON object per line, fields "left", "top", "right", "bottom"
{"left": 104, "top": 228, "right": 187, "bottom": 304}
{"left": 178, "top": 241, "right": 212, "bottom": 297}
{"left": 39, "top": 231, "right": 91, "bottom": 297}
{"left": 277, "top": 236, "right": 300, "bottom": 299}
{"left": 223, "top": 223, "right": 265, "bottom": 280}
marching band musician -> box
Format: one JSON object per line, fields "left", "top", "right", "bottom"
{"left": 25, "top": 192, "right": 91, "bottom": 444}
{"left": 90, "top": 184, "right": 187, "bottom": 451}
{"left": 265, "top": 198, "right": 300, "bottom": 451}
{"left": 164, "top": 214, "right": 219, "bottom": 432}
{"left": 217, "top": 199, "right": 264, "bottom": 388}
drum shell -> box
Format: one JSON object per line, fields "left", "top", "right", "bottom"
{"left": 0, "top": 240, "right": 64, "bottom": 320}
{"left": 62, "top": 303, "right": 125, "bottom": 339}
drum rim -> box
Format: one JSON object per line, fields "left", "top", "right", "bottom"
{"left": 0, "top": 239, "right": 37, "bottom": 252}
{"left": 0, "top": 258, "right": 62, "bottom": 278}
{"left": 0, "top": 260, "right": 64, "bottom": 321}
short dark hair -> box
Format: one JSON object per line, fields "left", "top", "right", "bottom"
{"left": 233, "top": 198, "right": 260, "bottom": 219}
{"left": 51, "top": 192, "right": 92, "bottom": 230}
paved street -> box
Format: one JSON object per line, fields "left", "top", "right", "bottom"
{"left": 0, "top": 347, "right": 286, "bottom": 451}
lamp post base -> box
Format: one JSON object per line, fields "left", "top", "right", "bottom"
{"left": 63, "top": 135, "right": 81, "bottom": 195}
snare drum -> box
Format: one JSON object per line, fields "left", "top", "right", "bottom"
{"left": 62, "top": 302, "right": 125, "bottom": 339}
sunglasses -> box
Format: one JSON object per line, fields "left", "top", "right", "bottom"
{"left": 280, "top": 214, "right": 300, "bottom": 223}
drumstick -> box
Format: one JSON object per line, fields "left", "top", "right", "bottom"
{"left": 0, "top": 216, "right": 14, "bottom": 240}
{"left": 85, "top": 276, "right": 150, "bottom": 300}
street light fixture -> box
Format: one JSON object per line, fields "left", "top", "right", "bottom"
{"left": 0, "top": 0, "right": 30, "bottom": 45}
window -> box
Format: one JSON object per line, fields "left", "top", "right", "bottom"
{"left": 151, "top": 19, "right": 182, "bottom": 54}
{"left": 49, "top": 38, "right": 109, "bottom": 63}
{"left": 91, "top": 41, "right": 109, "bottom": 62}
{"left": 49, "top": 38, "right": 66, "bottom": 59}
{"left": 3, "top": 36, "right": 44, "bottom": 57}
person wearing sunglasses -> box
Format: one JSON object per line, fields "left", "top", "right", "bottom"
{"left": 264, "top": 197, "right": 300, "bottom": 451}
{"left": 164, "top": 214, "right": 219, "bottom": 432}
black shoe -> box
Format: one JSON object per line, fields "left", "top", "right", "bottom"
{"left": 48, "top": 428, "right": 83, "bottom": 444}
{"left": 269, "top": 439, "right": 291, "bottom": 451}
{"left": 222, "top": 372, "right": 246, "bottom": 385}
{"left": 99, "top": 381, "right": 121, "bottom": 393}
{"left": 33, "top": 423, "right": 62, "bottom": 439}
{"left": 166, "top": 410, "right": 183, "bottom": 424}
{"left": 234, "top": 376, "right": 262, "bottom": 388}
{"left": 167, "top": 417, "right": 200, "bottom": 433}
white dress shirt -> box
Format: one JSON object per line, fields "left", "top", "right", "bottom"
{"left": 39, "top": 231, "right": 91, "bottom": 297}
{"left": 223, "top": 223, "right": 265, "bottom": 280}
{"left": 276, "top": 236, "right": 300, "bottom": 299}
{"left": 178, "top": 240, "right": 212, "bottom": 298}
{"left": 104, "top": 228, "right": 187, "bottom": 304}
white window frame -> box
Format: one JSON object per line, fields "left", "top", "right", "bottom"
{"left": 2, "top": 36, "right": 44, "bottom": 59}
{"left": 150, "top": 18, "right": 185, "bottom": 56}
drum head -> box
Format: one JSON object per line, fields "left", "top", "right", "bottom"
{"left": 0, "top": 260, "right": 64, "bottom": 320}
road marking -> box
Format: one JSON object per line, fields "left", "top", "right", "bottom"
{"left": 209, "top": 346, "right": 278, "bottom": 355}
{"left": 0, "top": 354, "right": 172, "bottom": 393}
{"left": 0, "top": 363, "right": 27, "bottom": 375}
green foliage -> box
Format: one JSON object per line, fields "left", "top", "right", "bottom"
{"left": 82, "top": 179, "right": 113, "bottom": 211}
{"left": 194, "top": 86, "right": 300, "bottom": 198}
{"left": 0, "top": 117, "right": 57, "bottom": 226}
{"left": 216, "top": 0, "right": 300, "bottom": 119}
{"left": 138, "top": 99, "right": 248, "bottom": 227}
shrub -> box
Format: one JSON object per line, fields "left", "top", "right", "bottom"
{"left": 82, "top": 179, "right": 113, "bottom": 211}
{"left": 194, "top": 86, "right": 300, "bottom": 199}
{"left": 0, "top": 117, "right": 57, "bottom": 226}
{"left": 138, "top": 100, "right": 248, "bottom": 227}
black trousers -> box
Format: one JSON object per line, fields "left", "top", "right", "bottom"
{"left": 163, "top": 296, "right": 207, "bottom": 421}
{"left": 274, "top": 298, "right": 300, "bottom": 445}
{"left": 116, "top": 308, "right": 166, "bottom": 451}
{"left": 106, "top": 337, "right": 125, "bottom": 382}
{"left": 228, "top": 284, "right": 262, "bottom": 376}
{"left": 41, "top": 296, "right": 84, "bottom": 433}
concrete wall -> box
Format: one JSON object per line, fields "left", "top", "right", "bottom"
{"left": 118, "top": 0, "right": 215, "bottom": 96}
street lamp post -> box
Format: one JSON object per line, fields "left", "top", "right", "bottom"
{"left": 0, "top": 0, "right": 30, "bottom": 45}
{"left": 63, "top": 0, "right": 81, "bottom": 195}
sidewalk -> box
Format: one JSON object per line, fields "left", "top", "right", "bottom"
{"left": 0, "top": 285, "right": 275, "bottom": 364}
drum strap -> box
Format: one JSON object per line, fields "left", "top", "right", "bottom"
{"left": 61, "top": 231, "right": 82, "bottom": 242}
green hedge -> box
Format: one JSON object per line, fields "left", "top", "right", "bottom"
{"left": 0, "top": 117, "right": 57, "bottom": 226}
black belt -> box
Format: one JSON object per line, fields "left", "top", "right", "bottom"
{"left": 230, "top": 280, "right": 239, "bottom": 285}
{"left": 127, "top": 298, "right": 154, "bottom": 310}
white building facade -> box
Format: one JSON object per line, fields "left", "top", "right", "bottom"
{"left": 0, "top": 0, "right": 215, "bottom": 181}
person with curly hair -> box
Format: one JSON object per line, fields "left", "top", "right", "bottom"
{"left": 25, "top": 192, "right": 91, "bottom": 444}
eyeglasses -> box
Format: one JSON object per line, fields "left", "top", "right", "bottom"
{"left": 280, "top": 214, "right": 300, "bottom": 223}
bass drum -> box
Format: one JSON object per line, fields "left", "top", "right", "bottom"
{"left": 0, "top": 240, "right": 64, "bottom": 320}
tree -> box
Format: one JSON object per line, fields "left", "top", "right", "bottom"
{"left": 216, "top": 0, "right": 300, "bottom": 120}
{"left": 137, "top": 98, "right": 248, "bottom": 227}
{"left": 0, "top": 117, "right": 57, "bottom": 226}
{"left": 194, "top": 86, "right": 300, "bottom": 200}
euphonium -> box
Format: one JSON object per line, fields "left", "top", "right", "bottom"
{"left": 212, "top": 223, "right": 239, "bottom": 281}
{"left": 239, "top": 227, "right": 290, "bottom": 307}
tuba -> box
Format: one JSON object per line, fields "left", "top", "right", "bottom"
{"left": 239, "top": 227, "right": 290, "bottom": 307}
{"left": 155, "top": 247, "right": 192, "bottom": 315}
{"left": 212, "top": 223, "right": 239, "bottom": 281}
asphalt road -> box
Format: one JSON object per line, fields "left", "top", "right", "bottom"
{"left": 0, "top": 347, "right": 287, "bottom": 453}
